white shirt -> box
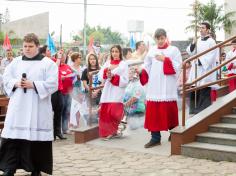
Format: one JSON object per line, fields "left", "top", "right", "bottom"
{"left": 186, "top": 37, "right": 218, "bottom": 86}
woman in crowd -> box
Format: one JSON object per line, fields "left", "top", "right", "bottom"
{"left": 69, "top": 52, "right": 85, "bottom": 128}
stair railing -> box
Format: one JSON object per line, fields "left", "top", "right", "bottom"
{"left": 182, "top": 35, "right": 236, "bottom": 126}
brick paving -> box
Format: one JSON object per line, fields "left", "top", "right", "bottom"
{"left": 1, "top": 134, "right": 236, "bottom": 176}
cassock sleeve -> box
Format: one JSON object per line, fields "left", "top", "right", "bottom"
{"left": 143, "top": 50, "right": 152, "bottom": 75}
{"left": 163, "top": 57, "right": 176, "bottom": 75}
{"left": 110, "top": 62, "right": 129, "bottom": 88}
{"left": 166, "top": 47, "right": 182, "bottom": 76}
{"left": 186, "top": 42, "right": 196, "bottom": 56}
{"left": 33, "top": 60, "right": 58, "bottom": 99}
{"left": 110, "top": 74, "right": 120, "bottom": 86}
{"left": 103, "top": 68, "right": 108, "bottom": 79}
{"left": 98, "top": 61, "right": 109, "bottom": 81}
{"left": 3, "top": 59, "right": 19, "bottom": 97}
{"left": 138, "top": 49, "right": 153, "bottom": 85}
{"left": 199, "top": 39, "right": 218, "bottom": 70}
{"left": 139, "top": 69, "right": 149, "bottom": 86}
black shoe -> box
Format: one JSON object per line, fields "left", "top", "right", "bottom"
{"left": 144, "top": 140, "right": 161, "bottom": 148}
{"left": 3, "top": 170, "right": 15, "bottom": 176}
{"left": 31, "top": 171, "right": 42, "bottom": 176}
{"left": 55, "top": 133, "right": 67, "bottom": 140}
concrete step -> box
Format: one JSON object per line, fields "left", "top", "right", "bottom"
{"left": 181, "top": 142, "right": 236, "bottom": 162}
{"left": 221, "top": 114, "right": 236, "bottom": 124}
{"left": 209, "top": 123, "right": 236, "bottom": 134}
{"left": 197, "top": 132, "right": 236, "bottom": 146}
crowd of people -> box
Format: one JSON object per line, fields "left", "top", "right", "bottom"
{"left": 0, "top": 22, "right": 236, "bottom": 175}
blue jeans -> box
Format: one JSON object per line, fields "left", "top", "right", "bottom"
{"left": 151, "top": 131, "right": 161, "bottom": 142}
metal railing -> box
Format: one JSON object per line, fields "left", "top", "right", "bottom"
{"left": 181, "top": 35, "right": 236, "bottom": 126}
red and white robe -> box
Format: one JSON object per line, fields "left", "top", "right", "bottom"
{"left": 140, "top": 43, "right": 182, "bottom": 131}
{"left": 226, "top": 48, "right": 236, "bottom": 92}
{"left": 99, "top": 60, "right": 129, "bottom": 137}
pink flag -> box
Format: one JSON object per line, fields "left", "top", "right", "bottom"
{"left": 2, "top": 34, "right": 12, "bottom": 50}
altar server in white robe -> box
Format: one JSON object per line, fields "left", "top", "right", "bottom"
{"left": 138, "top": 28, "right": 182, "bottom": 148}
{"left": 186, "top": 22, "right": 218, "bottom": 114}
{"left": 99, "top": 45, "right": 129, "bottom": 140}
{"left": 0, "top": 33, "right": 58, "bottom": 176}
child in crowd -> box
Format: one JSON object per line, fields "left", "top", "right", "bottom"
{"left": 81, "top": 53, "right": 101, "bottom": 125}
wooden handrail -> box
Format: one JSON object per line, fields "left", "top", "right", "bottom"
{"left": 181, "top": 35, "right": 236, "bottom": 126}
{"left": 185, "top": 75, "right": 236, "bottom": 93}
{"left": 183, "top": 36, "right": 236, "bottom": 65}
{"left": 186, "top": 55, "right": 236, "bottom": 87}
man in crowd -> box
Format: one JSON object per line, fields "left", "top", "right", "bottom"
{"left": 132, "top": 41, "right": 148, "bottom": 60}
{"left": 1, "top": 49, "right": 14, "bottom": 68}
{"left": 186, "top": 22, "right": 218, "bottom": 114}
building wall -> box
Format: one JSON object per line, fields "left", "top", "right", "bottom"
{"left": 225, "top": 0, "right": 236, "bottom": 39}
{"left": 2, "top": 12, "right": 49, "bottom": 39}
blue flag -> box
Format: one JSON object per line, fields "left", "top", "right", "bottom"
{"left": 46, "top": 33, "right": 57, "bottom": 56}
{"left": 130, "top": 34, "right": 136, "bottom": 50}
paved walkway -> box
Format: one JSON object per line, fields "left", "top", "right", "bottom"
{"left": 1, "top": 127, "right": 236, "bottom": 176}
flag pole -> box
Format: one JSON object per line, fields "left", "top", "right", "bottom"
{"left": 194, "top": 0, "right": 199, "bottom": 110}
{"left": 83, "top": 0, "right": 87, "bottom": 57}
{"left": 60, "top": 24, "right": 62, "bottom": 49}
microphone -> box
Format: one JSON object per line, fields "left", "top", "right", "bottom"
{"left": 22, "top": 73, "right": 27, "bottom": 93}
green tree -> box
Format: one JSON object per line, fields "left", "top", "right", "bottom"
{"left": 89, "top": 31, "right": 105, "bottom": 43}
{"left": 186, "top": 0, "right": 236, "bottom": 39}
{"left": 80, "top": 24, "right": 124, "bottom": 45}
{"left": 186, "top": 0, "right": 201, "bottom": 38}
{"left": 72, "top": 35, "right": 82, "bottom": 42}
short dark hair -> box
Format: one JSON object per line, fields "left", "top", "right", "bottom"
{"left": 154, "top": 28, "right": 167, "bottom": 39}
{"left": 39, "top": 45, "right": 48, "bottom": 54}
{"left": 23, "top": 33, "right": 40, "bottom": 46}
{"left": 122, "top": 47, "right": 132, "bottom": 58}
{"left": 135, "top": 41, "right": 144, "bottom": 50}
{"left": 201, "top": 22, "right": 211, "bottom": 30}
